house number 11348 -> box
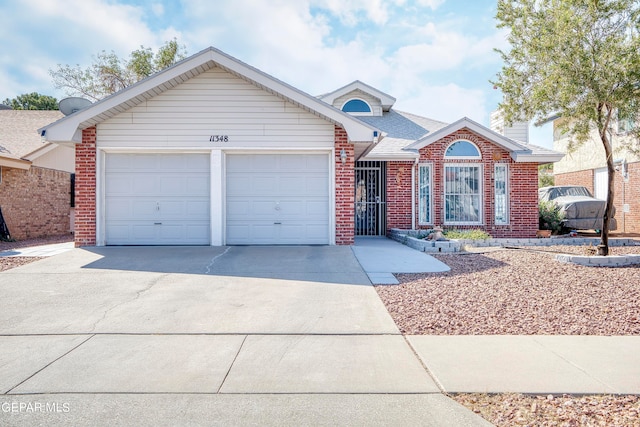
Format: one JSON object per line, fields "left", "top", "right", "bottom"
{"left": 209, "top": 135, "right": 229, "bottom": 142}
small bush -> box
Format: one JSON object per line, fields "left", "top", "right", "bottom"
{"left": 538, "top": 200, "right": 565, "bottom": 233}
{"left": 442, "top": 229, "right": 491, "bottom": 240}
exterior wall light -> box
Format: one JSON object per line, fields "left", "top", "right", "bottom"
{"left": 340, "top": 148, "right": 347, "bottom": 164}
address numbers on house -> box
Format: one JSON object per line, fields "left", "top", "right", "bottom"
{"left": 209, "top": 135, "right": 229, "bottom": 142}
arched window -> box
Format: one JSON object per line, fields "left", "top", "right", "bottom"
{"left": 444, "top": 140, "right": 481, "bottom": 159}
{"left": 341, "top": 99, "right": 372, "bottom": 114}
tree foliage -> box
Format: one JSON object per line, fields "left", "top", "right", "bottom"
{"left": 2, "top": 92, "right": 59, "bottom": 110}
{"left": 49, "top": 39, "right": 187, "bottom": 101}
{"left": 493, "top": 0, "right": 640, "bottom": 255}
{"left": 538, "top": 163, "right": 554, "bottom": 188}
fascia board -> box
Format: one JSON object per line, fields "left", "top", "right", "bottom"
{"left": 511, "top": 152, "right": 565, "bottom": 163}
{"left": 0, "top": 156, "right": 31, "bottom": 169}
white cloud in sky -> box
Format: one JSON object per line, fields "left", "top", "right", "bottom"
{"left": 0, "top": 0, "right": 511, "bottom": 132}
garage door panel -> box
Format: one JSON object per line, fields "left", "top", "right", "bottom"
{"left": 105, "top": 153, "right": 210, "bottom": 245}
{"left": 226, "top": 153, "right": 330, "bottom": 245}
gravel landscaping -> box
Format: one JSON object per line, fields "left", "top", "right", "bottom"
{"left": 376, "top": 245, "right": 640, "bottom": 335}
{"left": 375, "top": 243, "right": 640, "bottom": 427}
{"left": 453, "top": 393, "right": 640, "bottom": 427}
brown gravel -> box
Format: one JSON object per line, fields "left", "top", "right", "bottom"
{"left": 0, "top": 234, "right": 73, "bottom": 272}
{"left": 453, "top": 393, "right": 640, "bottom": 427}
{"left": 375, "top": 243, "right": 640, "bottom": 426}
{"left": 376, "top": 245, "right": 640, "bottom": 335}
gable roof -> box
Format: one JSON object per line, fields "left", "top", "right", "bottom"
{"left": 318, "top": 80, "right": 396, "bottom": 111}
{"left": 0, "top": 110, "right": 64, "bottom": 169}
{"left": 40, "top": 47, "right": 379, "bottom": 144}
{"left": 358, "top": 110, "right": 449, "bottom": 160}
{"left": 406, "top": 117, "right": 564, "bottom": 163}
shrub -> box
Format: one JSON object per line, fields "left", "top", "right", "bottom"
{"left": 538, "top": 200, "right": 565, "bottom": 233}
{"left": 442, "top": 229, "right": 491, "bottom": 240}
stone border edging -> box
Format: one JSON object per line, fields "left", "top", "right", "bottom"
{"left": 388, "top": 228, "right": 640, "bottom": 266}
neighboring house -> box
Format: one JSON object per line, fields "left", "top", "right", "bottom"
{"left": 0, "top": 109, "right": 74, "bottom": 240}
{"left": 552, "top": 117, "right": 640, "bottom": 234}
{"left": 40, "top": 47, "right": 563, "bottom": 247}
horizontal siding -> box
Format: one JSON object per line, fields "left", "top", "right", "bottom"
{"left": 331, "top": 89, "right": 382, "bottom": 116}
{"left": 97, "top": 68, "right": 334, "bottom": 148}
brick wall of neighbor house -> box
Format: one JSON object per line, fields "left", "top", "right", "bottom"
{"left": 334, "top": 126, "right": 355, "bottom": 245}
{"left": 556, "top": 162, "right": 640, "bottom": 234}
{"left": 554, "top": 169, "right": 594, "bottom": 193}
{"left": 0, "top": 166, "right": 71, "bottom": 240}
{"left": 386, "top": 161, "right": 414, "bottom": 230}
{"left": 401, "top": 128, "right": 540, "bottom": 238}
{"left": 74, "top": 127, "right": 97, "bottom": 247}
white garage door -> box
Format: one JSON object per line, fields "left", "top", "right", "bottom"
{"left": 105, "top": 153, "right": 210, "bottom": 245}
{"left": 226, "top": 153, "right": 330, "bottom": 245}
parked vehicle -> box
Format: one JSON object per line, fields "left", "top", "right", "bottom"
{"left": 538, "top": 186, "right": 616, "bottom": 232}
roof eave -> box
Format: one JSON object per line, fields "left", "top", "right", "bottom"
{"left": 40, "top": 47, "right": 379, "bottom": 144}
{"left": 511, "top": 152, "right": 565, "bottom": 163}
{"left": 0, "top": 156, "right": 31, "bottom": 169}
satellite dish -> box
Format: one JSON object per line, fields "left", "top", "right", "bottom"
{"left": 58, "top": 97, "right": 91, "bottom": 116}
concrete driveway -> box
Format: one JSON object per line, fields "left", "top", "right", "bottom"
{"left": 0, "top": 246, "right": 489, "bottom": 426}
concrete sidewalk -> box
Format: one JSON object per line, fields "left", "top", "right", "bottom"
{"left": 352, "top": 236, "right": 450, "bottom": 284}
{"left": 0, "top": 241, "right": 74, "bottom": 257}
{"left": 409, "top": 335, "right": 640, "bottom": 395}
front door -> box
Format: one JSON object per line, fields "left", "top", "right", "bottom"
{"left": 355, "top": 161, "right": 386, "bottom": 236}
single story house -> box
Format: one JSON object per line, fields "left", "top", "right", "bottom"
{"left": 0, "top": 109, "right": 74, "bottom": 240}
{"left": 40, "top": 47, "right": 563, "bottom": 247}
{"left": 552, "top": 117, "right": 640, "bottom": 234}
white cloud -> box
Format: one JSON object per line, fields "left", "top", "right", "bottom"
{"left": 416, "top": 0, "right": 445, "bottom": 9}
{"left": 0, "top": 0, "right": 504, "bottom": 127}
{"left": 393, "top": 81, "right": 488, "bottom": 123}
{"left": 151, "top": 2, "right": 164, "bottom": 17}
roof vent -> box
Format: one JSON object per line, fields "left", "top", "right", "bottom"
{"left": 58, "top": 97, "right": 92, "bottom": 116}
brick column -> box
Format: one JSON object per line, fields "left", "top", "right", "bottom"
{"left": 74, "top": 127, "right": 97, "bottom": 247}
{"left": 335, "top": 126, "right": 354, "bottom": 245}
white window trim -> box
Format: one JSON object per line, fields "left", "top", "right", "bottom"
{"left": 418, "top": 163, "right": 433, "bottom": 225}
{"left": 443, "top": 163, "right": 483, "bottom": 226}
{"left": 340, "top": 98, "right": 374, "bottom": 116}
{"left": 494, "top": 163, "right": 509, "bottom": 225}
{"left": 444, "top": 140, "right": 482, "bottom": 160}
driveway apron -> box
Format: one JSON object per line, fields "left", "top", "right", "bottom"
{"left": 0, "top": 246, "right": 489, "bottom": 426}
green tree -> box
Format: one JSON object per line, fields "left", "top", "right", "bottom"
{"left": 2, "top": 92, "right": 58, "bottom": 110}
{"left": 493, "top": 0, "right": 640, "bottom": 255}
{"left": 538, "top": 163, "right": 554, "bottom": 188}
{"left": 49, "top": 39, "right": 187, "bottom": 101}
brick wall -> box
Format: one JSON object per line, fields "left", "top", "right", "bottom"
{"left": 0, "top": 165, "right": 71, "bottom": 240}
{"left": 555, "top": 169, "right": 594, "bottom": 193}
{"left": 74, "top": 127, "right": 97, "bottom": 247}
{"left": 556, "top": 162, "right": 640, "bottom": 234}
{"left": 335, "top": 126, "right": 355, "bottom": 245}
{"left": 386, "top": 161, "right": 414, "bottom": 230}
{"left": 388, "top": 128, "right": 540, "bottom": 238}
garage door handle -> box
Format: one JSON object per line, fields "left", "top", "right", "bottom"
{"left": 274, "top": 222, "right": 282, "bottom": 225}
{"left": 154, "top": 222, "right": 162, "bottom": 225}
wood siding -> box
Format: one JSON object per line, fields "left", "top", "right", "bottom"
{"left": 97, "top": 67, "right": 335, "bottom": 148}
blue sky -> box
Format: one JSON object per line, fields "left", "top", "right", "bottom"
{"left": 0, "top": 0, "right": 552, "bottom": 147}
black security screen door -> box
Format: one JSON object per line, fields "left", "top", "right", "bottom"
{"left": 355, "top": 161, "right": 386, "bottom": 236}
